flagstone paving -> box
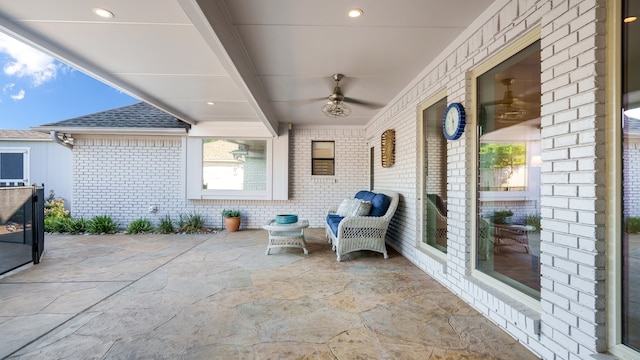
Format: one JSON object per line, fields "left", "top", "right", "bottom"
{"left": 0, "top": 229, "right": 539, "bottom": 359}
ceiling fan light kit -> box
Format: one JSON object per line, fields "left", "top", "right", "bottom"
{"left": 321, "top": 74, "right": 350, "bottom": 117}
{"left": 318, "top": 73, "right": 381, "bottom": 117}
{"left": 493, "top": 78, "right": 529, "bottom": 121}
{"left": 322, "top": 100, "right": 352, "bottom": 117}
{"left": 498, "top": 109, "right": 528, "bottom": 121}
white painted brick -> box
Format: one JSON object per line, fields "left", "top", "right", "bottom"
{"left": 569, "top": 274, "right": 598, "bottom": 294}
{"left": 64, "top": 2, "right": 615, "bottom": 359}
{"left": 569, "top": 91, "right": 597, "bottom": 107}
{"left": 569, "top": 145, "right": 596, "bottom": 159}
{"left": 542, "top": 266, "right": 571, "bottom": 287}
{"left": 554, "top": 133, "right": 578, "bottom": 147}
{"left": 554, "top": 256, "right": 580, "bottom": 275}
{"left": 553, "top": 184, "right": 578, "bottom": 197}
{"left": 577, "top": 158, "right": 596, "bottom": 171}
{"left": 554, "top": 208, "right": 578, "bottom": 222}
{"left": 541, "top": 197, "right": 569, "bottom": 210}
{"left": 541, "top": 74, "right": 570, "bottom": 93}
{"left": 541, "top": 98, "right": 570, "bottom": 116}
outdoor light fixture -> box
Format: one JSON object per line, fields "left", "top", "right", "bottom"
{"left": 230, "top": 146, "right": 249, "bottom": 161}
{"left": 50, "top": 131, "right": 74, "bottom": 149}
{"left": 93, "top": 7, "right": 114, "bottom": 19}
{"left": 348, "top": 8, "right": 363, "bottom": 18}
{"left": 321, "top": 100, "right": 352, "bottom": 117}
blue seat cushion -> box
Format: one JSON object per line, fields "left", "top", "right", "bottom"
{"left": 355, "top": 190, "right": 390, "bottom": 217}
{"left": 326, "top": 214, "right": 344, "bottom": 236}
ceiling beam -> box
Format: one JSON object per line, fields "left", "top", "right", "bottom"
{"left": 180, "top": 0, "right": 279, "bottom": 137}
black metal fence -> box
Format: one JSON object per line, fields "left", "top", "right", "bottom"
{"left": 0, "top": 185, "right": 45, "bottom": 276}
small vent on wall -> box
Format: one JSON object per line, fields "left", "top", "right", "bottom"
{"left": 312, "top": 177, "right": 337, "bottom": 183}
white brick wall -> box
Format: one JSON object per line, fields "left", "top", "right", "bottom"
{"left": 539, "top": 0, "right": 607, "bottom": 357}
{"left": 623, "top": 140, "right": 640, "bottom": 216}
{"left": 73, "top": 137, "right": 186, "bottom": 226}
{"left": 69, "top": 0, "right": 616, "bottom": 358}
{"left": 72, "top": 128, "right": 369, "bottom": 230}
{"left": 363, "top": 0, "right": 608, "bottom": 359}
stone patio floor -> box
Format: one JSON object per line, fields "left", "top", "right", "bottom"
{"left": 0, "top": 229, "right": 540, "bottom": 359}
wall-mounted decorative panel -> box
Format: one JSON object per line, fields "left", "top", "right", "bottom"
{"left": 381, "top": 129, "right": 395, "bottom": 168}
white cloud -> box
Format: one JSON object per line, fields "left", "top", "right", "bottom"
{"left": 0, "top": 33, "right": 59, "bottom": 86}
{"left": 3, "top": 83, "right": 15, "bottom": 93}
{"left": 10, "top": 89, "right": 25, "bottom": 100}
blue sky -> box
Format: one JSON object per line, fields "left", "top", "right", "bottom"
{"left": 0, "top": 33, "right": 138, "bottom": 130}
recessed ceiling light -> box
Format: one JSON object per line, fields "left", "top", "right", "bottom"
{"left": 206, "top": 101, "right": 215, "bottom": 106}
{"left": 348, "top": 8, "right": 363, "bottom": 18}
{"left": 93, "top": 8, "right": 114, "bottom": 19}
{"left": 624, "top": 16, "right": 638, "bottom": 23}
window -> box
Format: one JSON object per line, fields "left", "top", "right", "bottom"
{"left": 202, "top": 139, "right": 267, "bottom": 191}
{"left": 479, "top": 142, "right": 528, "bottom": 191}
{"left": 312, "top": 141, "right": 335, "bottom": 175}
{"left": 185, "top": 132, "right": 288, "bottom": 201}
{"left": 475, "top": 38, "right": 541, "bottom": 299}
{"left": 419, "top": 94, "right": 448, "bottom": 254}
{"left": 0, "top": 148, "right": 29, "bottom": 187}
{"left": 621, "top": 0, "right": 640, "bottom": 351}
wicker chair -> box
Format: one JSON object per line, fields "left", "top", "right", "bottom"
{"left": 492, "top": 223, "right": 531, "bottom": 254}
{"left": 426, "top": 194, "right": 447, "bottom": 248}
{"left": 325, "top": 190, "right": 399, "bottom": 261}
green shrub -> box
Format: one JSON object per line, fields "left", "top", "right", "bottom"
{"left": 88, "top": 215, "right": 118, "bottom": 234}
{"left": 526, "top": 214, "right": 541, "bottom": 233}
{"left": 221, "top": 209, "right": 241, "bottom": 218}
{"left": 127, "top": 218, "right": 154, "bottom": 234}
{"left": 67, "top": 217, "right": 89, "bottom": 235}
{"left": 493, "top": 210, "right": 514, "bottom": 224}
{"left": 178, "top": 212, "right": 204, "bottom": 234}
{"left": 626, "top": 217, "right": 640, "bottom": 234}
{"left": 44, "top": 190, "right": 69, "bottom": 219}
{"left": 158, "top": 215, "right": 175, "bottom": 234}
{"left": 45, "top": 216, "right": 72, "bottom": 233}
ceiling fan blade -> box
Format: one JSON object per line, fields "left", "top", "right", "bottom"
{"left": 517, "top": 92, "right": 541, "bottom": 104}
{"left": 482, "top": 100, "right": 500, "bottom": 106}
{"left": 344, "top": 97, "right": 384, "bottom": 109}
{"left": 285, "top": 97, "right": 328, "bottom": 106}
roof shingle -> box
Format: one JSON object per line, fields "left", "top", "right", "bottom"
{"left": 37, "top": 102, "right": 190, "bottom": 130}
{"left": 0, "top": 130, "right": 51, "bottom": 139}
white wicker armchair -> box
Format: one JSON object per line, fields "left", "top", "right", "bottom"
{"left": 325, "top": 190, "right": 399, "bottom": 261}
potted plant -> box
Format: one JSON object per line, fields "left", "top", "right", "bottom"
{"left": 493, "top": 210, "right": 514, "bottom": 224}
{"left": 222, "top": 209, "right": 241, "bottom": 232}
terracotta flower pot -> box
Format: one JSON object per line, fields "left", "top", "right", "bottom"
{"left": 224, "top": 217, "right": 241, "bottom": 232}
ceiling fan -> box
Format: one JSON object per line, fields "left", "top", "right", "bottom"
{"left": 320, "top": 74, "right": 382, "bottom": 117}
{"left": 485, "top": 78, "right": 536, "bottom": 121}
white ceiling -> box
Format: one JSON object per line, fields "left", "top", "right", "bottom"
{"left": 0, "top": 0, "right": 495, "bottom": 137}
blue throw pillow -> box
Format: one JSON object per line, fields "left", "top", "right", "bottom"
{"left": 354, "top": 190, "right": 390, "bottom": 217}
{"left": 369, "top": 193, "right": 390, "bottom": 217}
{"left": 355, "top": 190, "right": 375, "bottom": 202}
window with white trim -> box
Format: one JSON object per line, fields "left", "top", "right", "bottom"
{"left": 185, "top": 133, "right": 288, "bottom": 201}
{"left": 202, "top": 139, "right": 267, "bottom": 191}
{"left": 311, "top": 141, "right": 335, "bottom": 176}
{"left": 419, "top": 94, "right": 448, "bottom": 254}
{"left": 621, "top": 0, "right": 640, "bottom": 351}
{"left": 0, "top": 148, "right": 29, "bottom": 187}
{"left": 475, "top": 37, "right": 541, "bottom": 300}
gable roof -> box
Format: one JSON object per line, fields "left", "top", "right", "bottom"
{"left": 0, "top": 130, "right": 51, "bottom": 140}
{"left": 32, "top": 102, "right": 190, "bottom": 135}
